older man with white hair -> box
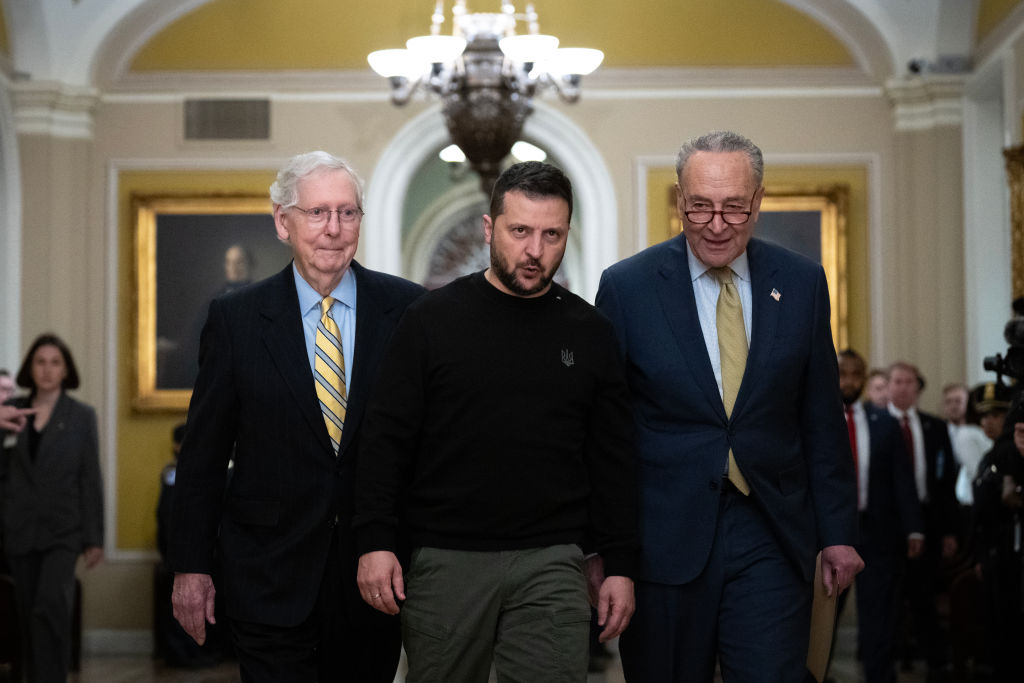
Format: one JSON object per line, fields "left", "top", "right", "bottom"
{"left": 168, "top": 151, "right": 424, "bottom": 682}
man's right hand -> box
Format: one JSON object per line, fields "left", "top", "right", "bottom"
{"left": 172, "top": 572, "right": 216, "bottom": 645}
{"left": 357, "top": 551, "right": 405, "bottom": 615}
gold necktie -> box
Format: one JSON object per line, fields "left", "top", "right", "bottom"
{"left": 315, "top": 297, "right": 347, "bottom": 454}
{"left": 714, "top": 267, "right": 750, "bottom": 495}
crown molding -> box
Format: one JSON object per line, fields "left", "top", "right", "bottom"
{"left": 98, "top": 65, "right": 882, "bottom": 103}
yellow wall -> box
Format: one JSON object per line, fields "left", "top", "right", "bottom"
{"left": 116, "top": 170, "right": 275, "bottom": 550}
{"left": 130, "top": 0, "right": 852, "bottom": 71}
{"left": 647, "top": 164, "right": 870, "bottom": 358}
{"left": 0, "top": 3, "right": 8, "bottom": 57}
{"left": 978, "top": 0, "right": 1024, "bottom": 43}
{"left": 535, "top": 0, "right": 853, "bottom": 67}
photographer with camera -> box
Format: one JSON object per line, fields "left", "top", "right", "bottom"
{"left": 972, "top": 298, "right": 1024, "bottom": 681}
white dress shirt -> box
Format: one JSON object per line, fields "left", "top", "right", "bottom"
{"left": 952, "top": 424, "right": 992, "bottom": 505}
{"left": 845, "top": 402, "right": 870, "bottom": 512}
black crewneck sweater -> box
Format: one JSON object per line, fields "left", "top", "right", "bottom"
{"left": 354, "top": 271, "right": 638, "bottom": 577}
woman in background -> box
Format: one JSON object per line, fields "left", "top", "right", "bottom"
{"left": 1, "top": 333, "right": 103, "bottom": 682}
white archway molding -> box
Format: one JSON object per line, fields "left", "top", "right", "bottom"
{"left": 5, "top": 0, "right": 163, "bottom": 86}
{"left": 364, "top": 102, "right": 617, "bottom": 301}
{"left": 779, "top": 0, "right": 892, "bottom": 80}
{"left": 782, "top": 0, "right": 975, "bottom": 82}
{"left": 778, "top": 0, "right": 884, "bottom": 77}
{"left": 0, "top": 78, "right": 23, "bottom": 369}
{"left": 402, "top": 179, "right": 487, "bottom": 284}
{"left": 92, "top": 0, "right": 214, "bottom": 86}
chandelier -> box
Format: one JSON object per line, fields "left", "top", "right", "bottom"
{"left": 368, "top": 1, "right": 604, "bottom": 192}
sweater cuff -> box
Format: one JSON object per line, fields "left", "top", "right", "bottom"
{"left": 355, "top": 522, "right": 398, "bottom": 557}
{"left": 601, "top": 549, "right": 639, "bottom": 580}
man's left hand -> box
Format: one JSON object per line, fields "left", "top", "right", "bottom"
{"left": 82, "top": 546, "right": 103, "bottom": 569}
{"left": 595, "top": 576, "right": 635, "bottom": 643}
{"left": 583, "top": 555, "right": 635, "bottom": 642}
{"left": 820, "top": 544, "right": 864, "bottom": 598}
{"left": 941, "top": 534, "right": 959, "bottom": 558}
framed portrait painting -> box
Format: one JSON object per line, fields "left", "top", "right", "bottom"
{"left": 133, "top": 194, "right": 292, "bottom": 411}
{"left": 1004, "top": 146, "right": 1024, "bottom": 298}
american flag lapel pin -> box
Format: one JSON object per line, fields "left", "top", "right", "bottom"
{"left": 770, "top": 288, "right": 781, "bottom": 301}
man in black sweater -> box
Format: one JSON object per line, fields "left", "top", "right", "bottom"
{"left": 354, "top": 162, "right": 638, "bottom": 682}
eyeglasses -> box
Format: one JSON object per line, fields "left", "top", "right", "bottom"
{"left": 292, "top": 205, "right": 364, "bottom": 227}
{"left": 682, "top": 190, "right": 757, "bottom": 226}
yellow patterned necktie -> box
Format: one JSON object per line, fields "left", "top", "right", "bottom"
{"left": 713, "top": 267, "right": 751, "bottom": 496}
{"left": 315, "top": 297, "right": 347, "bottom": 454}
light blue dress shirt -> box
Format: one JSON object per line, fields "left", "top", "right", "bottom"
{"left": 292, "top": 264, "right": 357, "bottom": 395}
{"left": 686, "top": 241, "right": 753, "bottom": 399}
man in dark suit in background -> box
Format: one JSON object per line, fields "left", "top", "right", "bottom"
{"left": 168, "top": 151, "right": 424, "bottom": 682}
{"left": 596, "top": 130, "right": 862, "bottom": 682}
{"left": 836, "top": 349, "right": 924, "bottom": 683}
{"left": 887, "top": 361, "right": 959, "bottom": 679}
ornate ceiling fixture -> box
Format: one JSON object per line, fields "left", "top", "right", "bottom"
{"left": 368, "top": 1, "right": 604, "bottom": 192}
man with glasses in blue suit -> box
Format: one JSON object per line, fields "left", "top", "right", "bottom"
{"left": 597, "top": 130, "right": 863, "bottom": 682}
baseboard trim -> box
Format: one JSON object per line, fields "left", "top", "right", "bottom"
{"left": 83, "top": 628, "right": 152, "bottom": 655}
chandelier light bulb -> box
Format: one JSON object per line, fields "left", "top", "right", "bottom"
{"left": 439, "top": 144, "right": 467, "bottom": 163}
{"left": 511, "top": 141, "right": 547, "bottom": 162}
{"left": 547, "top": 47, "right": 605, "bottom": 76}
{"left": 367, "top": 49, "right": 421, "bottom": 79}
{"left": 406, "top": 35, "right": 468, "bottom": 64}
{"left": 498, "top": 34, "right": 559, "bottom": 64}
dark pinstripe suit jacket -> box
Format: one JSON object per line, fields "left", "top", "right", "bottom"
{"left": 167, "top": 262, "right": 423, "bottom": 626}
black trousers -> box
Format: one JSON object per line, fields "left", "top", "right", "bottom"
{"left": 848, "top": 556, "right": 905, "bottom": 683}
{"left": 6, "top": 547, "right": 77, "bottom": 683}
{"left": 230, "top": 534, "right": 401, "bottom": 683}
{"left": 901, "top": 546, "right": 949, "bottom": 670}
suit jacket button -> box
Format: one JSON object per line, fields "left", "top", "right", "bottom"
{"left": 709, "top": 480, "right": 719, "bottom": 490}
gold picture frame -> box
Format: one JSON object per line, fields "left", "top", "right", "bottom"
{"left": 1003, "top": 146, "right": 1024, "bottom": 299}
{"left": 667, "top": 184, "right": 849, "bottom": 348}
{"left": 133, "top": 194, "right": 286, "bottom": 411}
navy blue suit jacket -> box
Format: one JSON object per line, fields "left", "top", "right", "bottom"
{"left": 857, "top": 403, "right": 923, "bottom": 565}
{"left": 596, "top": 236, "right": 857, "bottom": 584}
{"left": 917, "top": 410, "right": 959, "bottom": 542}
{"left": 168, "top": 262, "right": 424, "bottom": 627}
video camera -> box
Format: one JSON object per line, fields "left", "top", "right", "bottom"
{"left": 984, "top": 299, "right": 1024, "bottom": 383}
